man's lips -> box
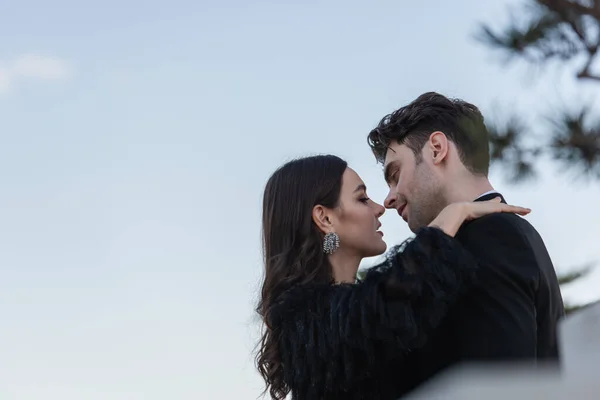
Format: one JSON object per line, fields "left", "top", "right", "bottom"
{"left": 398, "top": 205, "right": 407, "bottom": 222}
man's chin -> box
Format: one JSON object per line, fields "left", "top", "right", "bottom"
{"left": 407, "top": 219, "right": 427, "bottom": 234}
{"left": 406, "top": 219, "right": 418, "bottom": 233}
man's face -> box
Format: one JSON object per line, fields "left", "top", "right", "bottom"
{"left": 382, "top": 141, "right": 446, "bottom": 233}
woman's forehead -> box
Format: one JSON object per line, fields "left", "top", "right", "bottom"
{"left": 342, "top": 168, "right": 366, "bottom": 192}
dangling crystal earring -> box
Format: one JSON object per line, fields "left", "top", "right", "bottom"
{"left": 323, "top": 232, "right": 340, "bottom": 254}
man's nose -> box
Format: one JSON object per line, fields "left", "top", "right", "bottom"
{"left": 383, "top": 191, "right": 397, "bottom": 209}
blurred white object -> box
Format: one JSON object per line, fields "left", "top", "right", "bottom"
{"left": 403, "top": 301, "right": 600, "bottom": 399}
{"left": 560, "top": 300, "right": 600, "bottom": 378}
{"left": 403, "top": 364, "right": 565, "bottom": 399}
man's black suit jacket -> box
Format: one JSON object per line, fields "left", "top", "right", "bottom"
{"left": 402, "top": 192, "right": 565, "bottom": 394}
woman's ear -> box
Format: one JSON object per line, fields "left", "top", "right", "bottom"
{"left": 312, "top": 205, "right": 334, "bottom": 234}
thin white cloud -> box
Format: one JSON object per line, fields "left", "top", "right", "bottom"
{"left": 0, "top": 54, "right": 72, "bottom": 95}
{"left": 0, "top": 67, "right": 11, "bottom": 94}
{"left": 11, "top": 54, "right": 72, "bottom": 80}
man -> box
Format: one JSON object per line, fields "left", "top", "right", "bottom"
{"left": 367, "top": 92, "right": 565, "bottom": 393}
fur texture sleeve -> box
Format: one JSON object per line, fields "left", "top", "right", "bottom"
{"left": 270, "top": 227, "right": 478, "bottom": 399}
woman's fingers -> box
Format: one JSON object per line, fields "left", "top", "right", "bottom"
{"left": 466, "top": 201, "right": 531, "bottom": 220}
{"left": 502, "top": 204, "right": 531, "bottom": 215}
{"left": 483, "top": 198, "right": 531, "bottom": 216}
{"left": 492, "top": 203, "right": 531, "bottom": 216}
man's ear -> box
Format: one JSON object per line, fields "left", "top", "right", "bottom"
{"left": 312, "top": 205, "right": 334, "bottom": 234}
{"left": 428, "top": 131, "right": 449, "bottom": 165}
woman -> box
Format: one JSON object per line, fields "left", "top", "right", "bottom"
{"left": 256, "top": 155, "right": 529, "bottom": 400}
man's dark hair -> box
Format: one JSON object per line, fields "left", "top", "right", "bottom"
{"left": 367, "top": 92, "right": 490, "bottom": 176}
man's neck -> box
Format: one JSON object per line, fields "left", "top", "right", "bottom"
{"left": 444, "top": 175, "right": 495, "bottom": 204}
{"left": 476, "top": 189, "right": 499, "bottom": 200}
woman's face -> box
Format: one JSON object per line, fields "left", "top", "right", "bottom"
{"left": 331, "top": 168, "right": 387, "bottom": 258}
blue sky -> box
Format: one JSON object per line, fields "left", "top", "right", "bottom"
{"left": 1, "top": 0, "right": 599, "bottom": 399}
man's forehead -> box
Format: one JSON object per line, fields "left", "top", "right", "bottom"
{"left": 383, "top": 146, "right": 402, "bottom": 168}
{"left": 384, "top": 141, "right": 414, "bottom": 164}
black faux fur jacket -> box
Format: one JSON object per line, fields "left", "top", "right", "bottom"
{"left": 269, "top": 227, "right": 478, "bottom": 400}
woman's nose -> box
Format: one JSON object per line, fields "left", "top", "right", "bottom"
{"left": 374, "top": 202, "right": 385, "bottom": 218}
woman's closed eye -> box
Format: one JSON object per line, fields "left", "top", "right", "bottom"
{"left": 359, "top": 197, "right": 370, "bottom": 204}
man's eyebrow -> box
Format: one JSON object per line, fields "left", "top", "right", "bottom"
{"left": 354, "top": 184, "right": 367, "bottom": 193}
{"left": 384, "top": 162, "right": 399, "bottom": 183}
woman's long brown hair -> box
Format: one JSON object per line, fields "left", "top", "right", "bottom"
{"left": 256, "top": 155, "right": 347, "bottom": 399}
